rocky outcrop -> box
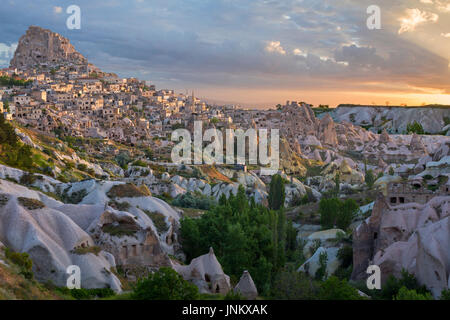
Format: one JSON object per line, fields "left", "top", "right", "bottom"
{"left": 352, "top": 192, "right": 450, "bottom": 298}
{"left": 0, "top": 180, "right": 121, "bottom": 291}
{"left": 333, "top": 105, "right": 450, "bottom": 134}
{"left": 172, "top": 247, "right": 231, "bottom": 295}
{"left": 10, "top": 26, "right": 87, "bottom": 69}
{"left": 234, "top": 270, "right": 258, "bottom": 299}
{"left": 317, "top": 114, "right": 338, "bottom": 147}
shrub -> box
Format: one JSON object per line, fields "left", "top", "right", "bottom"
{"left": 271, "top": 269, "right": 318, "bottom": 299}
{"left": 374, "top": 269, "right": 430, "bottom": 300}
{"left": 0, "top": 194, "right": 9, "bottom": 207}
{"left": 319, "top": 198, "right": 358, "bottom": 230}
{"left": 61, "top": 288, "right": 115, "bottom": 300}
{"left": 107, "top": 183, "right": 151, "bottom": 198}
{"left": 224, "top": 290, "right": 246, "bottom": 300}
{"left": 394, "top": 286, "right": 433, "bottom": 300}
{"left": 108, "top": 200, "right": 131, "bottom": 211}
{"left": 72, "top": 246, "right": 102, "bottom": 256}
{"left": 61, "top": 188, "right": 88, "bottom": 204}
{"left": 318, "top": 276, "right": 363, "bottom": 300}
{"left": 365, "top": 169, "right": 375, "bottom": 188}
{"left": 18, "top": 197, "right": 45, "bottom": 210}
{"left": 19, "top": 173, "right": 40, "bottom": 186}
{"left": 143, "top": 210, "right": 169, "bottom": 234}
{"left": 4, "top": 247, "right": 34, "bottom": 279}
{"left": 440, "top": 289, "right": 450, "bottom": 300}
{"left": 172, "top": 192, "right": 216, "bottom": 210}
{"left": 101, "top": 224, "right": 138, "bottom": 238}
{"left": 132, "top": 160, "right": 148, "bottom": 167}
{"left": 77, "top": 163, "right": 88, "bottom": 172}
{"left": 406, "top": 121, "right": 425, "bottom": 134}
{"left": 315, "top": 251, "right": 328, "bottom": 281}
{"left": 131, "top": 267, "right": 199, "bottom": 300}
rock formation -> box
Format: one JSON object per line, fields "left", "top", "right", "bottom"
{"left": 234, "top": 270, "right": 258, "bottom": 299}
{"left": 172, "top": 247, "right": 231, "bottom": 295}
{"left": 10, "top": 26, "right": 87, "bottom": 69}
{"left": 352, "top": 188, "right": 450, "bottom": 298}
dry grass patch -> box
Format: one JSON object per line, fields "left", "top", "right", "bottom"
{"left": 107, "top": 183, "right": 151, "bottom": 198}
{"left": 18, "top": 197, "right": 45, "bottom": 210}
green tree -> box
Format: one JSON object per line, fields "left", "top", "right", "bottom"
{"left": 406, "top": 121, "right": 425, "bottom": 134}
{"left": 131, "top": 267, "right": 199, "bottom": 300}
{"left": 365, "top": 169, "right": 375, "bottom": 188}
{"left": 394, "top": 286, "right": 433, "bottom": 300}
{"left": 319, "top": 198, "right": 341, "bottom": 229}
{"left": 268, "top": 174, "right": 285, "bottom": 210}
{"left": 319, "top": 198, "right": 358, "bottom": 230}
{"left": 318, "top": 276, "right": 363, "bottom": 300}
{"left": 271, "top": 269, "right": 318, "bottom": 299}
{"left": 336, "top": 199, "right": 358, "bottom": 230}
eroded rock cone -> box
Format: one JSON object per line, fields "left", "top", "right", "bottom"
{"left": 234, "top": 270, "right": 258, "bottom": 300}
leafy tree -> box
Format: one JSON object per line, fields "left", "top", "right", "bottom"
{"left": 315, "top": 251, "right": 328, "bottom": 281}
{"left": 268, "top": 174, "right": 285, "bottom": 210}
{"left": 337, "top": 199, "right": 359, "bottom": 230}
{"left": 271, "top": 269, "right": 318, "bottom": 299}
{"left": 365, "top": 169, "right": 375, "bottom": 188}
{"left": 180, "top": 185, "right": 293, "bottom": 293}
{"left": 318, "top": 276, "right": 363, "bottom": 300}
{"left": 394, "top": 287, "right": 433, "bottom": 300}
{"left": 406, "top": 121, "right": 425, "bottom": 134}
{"left": 131, "top": 267, "right": 199, "bottom": 300}
{"left": 319, "top": 198, "right": 358, "bottom": 230}
{"left": 319, "top": 198, "right": 341, "bottom": 229}
{"left": 389, "top": 167, "right": 395, "bottom": 176}
{"left": 440, "top": 289, "right": 450, "bottom": 300}
{"left": 373, "top": 270, "right": 430, "bottom": 300}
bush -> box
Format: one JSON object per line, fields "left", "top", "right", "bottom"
{"left": 440, "top": 289, "right": 450, "bottom": 300}
{"left": 394, "top": 286, "right": 433, "bottom": 300}
{"left": 315, "top": 251, "right": 328, "bottom": 281}
{"left": 19, "top": 173, "right": 40, "bottom": 186}
{"left": 172, "top": 192, "right": 216, "bottom": 210}
{"left": 108, "top": 200, "right": 131, "bottom": 211}
{"left": 72, "top": 246, "right": 102, "bottom": 256}
{"left": 107, "top": 183, "right": 151, "bottom": 198}
{"left": 271, "top": 269, "right": 318, "bottom": 299}
{"left": 374, "top": 269, "right": 431, "bottom": 300}
{"left": 18, "top": 197, "right": 45, "bottom": 210}
{"left": 319, "top": 198, "right": 358, "bottom": 230}
{"left": 4, "top": 247, "right": 34, "bottom": 279}
{"left": 406, "top": 121, "right": 425, "bottom": 134}
{"left": 59, "top": 287, "right": 116, "bottom": 300}
{"left": 131, "top": 267, "right": 199, "bottom": 300}
{"left": 224, "top": 291, "right": 246, "bottom": 300}
{"left": 143, "top": 210, "right": 169, "bottom": 234}
{"left": 318, "top": 276, "right": 363, "bottom": 300}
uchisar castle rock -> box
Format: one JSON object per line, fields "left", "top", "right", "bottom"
{"left": 0, "top": 26, "right": 449, "bottom": 299}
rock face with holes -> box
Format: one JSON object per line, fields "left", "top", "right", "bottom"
{"left": 172, "top": 247, "right": 231, "bottom": 295}
{"left": 352, "top": 192, "right": 450, "bottom": 298}
{"left": 10, "top": 26, "right": 87, "bottom": 69}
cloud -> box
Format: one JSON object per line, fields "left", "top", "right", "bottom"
{"left": 53, "top": 6, "right": 63, "bottom": 14}
{"left": 265, "top": 41, "right": 286, "bottom": 55}
{"left": 420, "top": 0, "right": 433, "bottom": 4}
{"left": 442, "top": 32, "right": 450, "bottom": 37}
{"left": 293, "top": 48, "right": 307, "bottom": 57}
{"left": 0, "top": 42, "right": 17, "bottom": 66}
{"left": 398, "top": 8, "right": 439, "bottom": 34}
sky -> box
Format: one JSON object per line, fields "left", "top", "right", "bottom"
{"left": 1, "top": 0, "right": 450, "bottom": 108}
